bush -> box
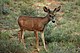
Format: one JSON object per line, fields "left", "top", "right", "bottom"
{"left": 0, "top": 0, "right": 80, "bottom": 53}
{"left": 47, "top": 42, "right": 79, "bottom": 53}
{"left": 0, "top": 40, "right": 27, "bottom": 53}
{"left": 75, "top": 0, "right": 80, "bottom": 6}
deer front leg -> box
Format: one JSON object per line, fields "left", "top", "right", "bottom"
{"left": 41, "top": 32, "right": 47, "bottom": 52}
{"left": 34, "top": 31, "right": 40, "bottom": 51}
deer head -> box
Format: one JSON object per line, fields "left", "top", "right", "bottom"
{"left": 43, "top": 6, "right": 61, "bottom": 23}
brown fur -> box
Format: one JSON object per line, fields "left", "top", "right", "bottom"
{"left": 18, "top": 16, "right": 50, "bottom": 32}
{"left": 18, "top": 6, "right": 61, "bottom": 51}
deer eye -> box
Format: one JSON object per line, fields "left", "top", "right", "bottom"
{"left": 49, "top": 15, "right": 52, "bottom": 17}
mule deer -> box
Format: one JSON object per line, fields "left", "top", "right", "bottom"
{"left": 18, "top": 6, "right": 61, "bottom": 51}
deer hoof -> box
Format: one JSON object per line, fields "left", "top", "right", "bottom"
{"left": 45, "top": 49, "right": 48, "bottom": 52}
{"left": 44, "top": 47, "right": 48, "bottom": 52}
{"left": 37, "top": 48, "right": 40, "bottom": 52}
{"left": 24, "top": 47, "right": 27, "bottom": 49}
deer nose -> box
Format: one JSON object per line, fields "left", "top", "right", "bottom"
{"left": 52, "top": 21, "right": 55, "bottom": 23}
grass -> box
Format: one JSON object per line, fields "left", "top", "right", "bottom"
{"left": 0, "top": 0, "right": 80, "bottom": 53}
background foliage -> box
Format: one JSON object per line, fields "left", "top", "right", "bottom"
{"left": 0, "top": 0, "right": 80, "bottom": 53}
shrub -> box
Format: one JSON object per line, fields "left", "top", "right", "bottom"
{"left": 75, "top": 0, "right": 80, "bottom": 6}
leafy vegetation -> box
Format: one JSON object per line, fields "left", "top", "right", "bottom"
{"left": 0, "top": 0, "right": 80, "bottom": 53}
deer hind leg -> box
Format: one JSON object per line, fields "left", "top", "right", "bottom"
{"left": 41, "top": 32, "right": 47, "bottom": 52}
{"left": 34, "top": 31, "right": 40, "bottom": 51}
{"left": 18, "top": 29, "right": 26, "bottom": 49}
{"left": 21, "top": 30, "right": 26, "bottom": 49}
{"left": 18, "top": 30, "right": 22, "bottom": 42}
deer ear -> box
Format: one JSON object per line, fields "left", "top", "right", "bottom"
{"left": 43, "top": 6, "right": 51, "bottom": 13}
{"left": 56, "top": 6, "right": 61, "bottom": 12}
{"left": 53, "top": 6, "right": 61, "bottom": 12}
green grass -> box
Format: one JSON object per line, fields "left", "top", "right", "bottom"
{"left": 0, "top": 0, "right": 80, "bottom": 53}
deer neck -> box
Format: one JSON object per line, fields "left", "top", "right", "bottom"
{"left": 42, "top": 15, "right": 51, "bottom": 25}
